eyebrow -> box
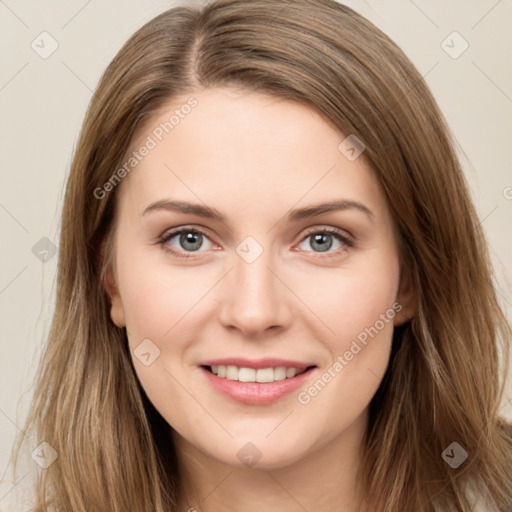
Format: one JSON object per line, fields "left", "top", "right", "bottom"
{"left": 141, "top": 199, "right": 374, "bottom": 223}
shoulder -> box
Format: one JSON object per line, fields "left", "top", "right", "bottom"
{"left": 0, "top": 456, "right": 42, "bottom": 512}
{"left": 431, "top": 481, "right": 500, "bottom": 512}
{"left": 0, "top": 476, "right": 35, "bottom": 511}
{"left": 464, "top": 481, "right": 500, "bottom": 512}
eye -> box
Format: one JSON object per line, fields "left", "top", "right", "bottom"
{"left": 158, "top": 227, "right": 215, "bottom": 258}
{"left": 157, "top": 226, "right": 354, "bottom": 260}
{"left": 297, "top": 228, "right": 354, "bottom": 257}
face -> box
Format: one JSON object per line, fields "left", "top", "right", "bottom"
{"left": 105, "top": 87, "right": 413, "bottom": 469}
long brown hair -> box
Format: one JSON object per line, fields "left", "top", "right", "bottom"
{"left": 8, "top": 0, "right": 512, "bottom": 510}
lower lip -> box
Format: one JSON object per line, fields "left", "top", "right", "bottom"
{"left": 201, "top": 366, "right": 317, "bottom": 405}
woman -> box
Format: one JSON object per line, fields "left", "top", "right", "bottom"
{"left": 6, "top": 0, "right": 512, "bottom": 510}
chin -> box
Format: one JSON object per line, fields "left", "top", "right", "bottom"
{"left": 208, "top": 436, "right": 312, "bottom": 470}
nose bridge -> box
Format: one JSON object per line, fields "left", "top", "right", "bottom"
{"left": 218, "top": 241, "right": 290, "bottom": 336}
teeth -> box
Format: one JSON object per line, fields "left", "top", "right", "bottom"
{"left": 286, "top": 368, "right": 297, "bottom": 378}
{"left": 226, "top": 365, "right": 239, "bottom": 380}
{"left": 256, "top": 368, "right": 274, "bottom": 383}
{"left": 273, "top": 367, "right": 287, "bottom": 381}
{"left": 209, "top": 365, "right": 307, "bottom": 382}
{"left": 238, "top": 367, "right": 256, "bottom": 382}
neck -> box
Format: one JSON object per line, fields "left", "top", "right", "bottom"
{"left": 172, "top": 409, "right": 370, "bottom": 512}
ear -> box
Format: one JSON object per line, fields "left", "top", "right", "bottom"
{"left": 394, "top": 266, "right": 417, "bottom": 326}
{"left": 104, "top": 264, "right": 126, "bottom": 328}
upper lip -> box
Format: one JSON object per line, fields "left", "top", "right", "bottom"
{"left": 200, "top": 357, "right": 316, "bottom": 372}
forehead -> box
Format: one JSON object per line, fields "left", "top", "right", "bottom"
{"left": 116, "top": 88, "right": 387, "bottom": 222}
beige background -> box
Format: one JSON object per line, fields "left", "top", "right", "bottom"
{"left": 1, "top": 0, "right": 511, "bottom": 497}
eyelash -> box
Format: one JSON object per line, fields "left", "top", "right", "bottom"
{"left": 157, "top": 226, "right": 355, "bottom": 260}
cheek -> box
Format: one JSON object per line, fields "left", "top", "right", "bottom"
{"left": 118, "top": 250, "right": 213, "bottom": 343}
{"left": 290, "top": 282, "right": 398, "bottom": 452}
{"left": 116, "top": 264, "right": 206, "bottom": 421}
{"left": 299, "top": 258, "right": 399, "bottom": 344}
{"left": 294, "top": 257, "right": 400, "bottom": 402}
{"left": 337, "top": 274, "right": 398, "bottom": 342}
{"left": 116, "top": 259, "right": 216, "bottom": 407}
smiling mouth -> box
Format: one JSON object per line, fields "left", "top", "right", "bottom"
{"left": 202, "top": 364, "right": 316, "bottom": 383}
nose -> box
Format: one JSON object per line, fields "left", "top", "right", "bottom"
{"left": 218, "top": 248, "right": 293, "bottom": 339}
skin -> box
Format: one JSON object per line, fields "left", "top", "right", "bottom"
{"left": 105, "top": 87, "right": 415, "bottom": 512}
